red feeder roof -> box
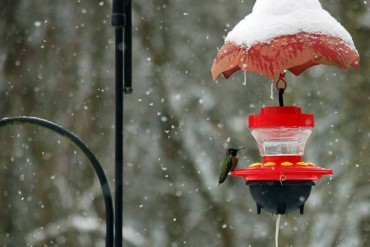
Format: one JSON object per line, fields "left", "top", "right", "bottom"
{"left": 211, "top": 32, "right": 359, "bottom": 80}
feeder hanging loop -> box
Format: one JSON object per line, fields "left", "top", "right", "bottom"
{"left": 275, "top": 73, "right": 287, "bottom": 91}
{"left": 276, "top": 72, "right": 287, "bottom": 107}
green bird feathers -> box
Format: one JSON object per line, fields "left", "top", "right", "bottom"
{"left": 218, "top": 148, "right": 245, "bottom": 185}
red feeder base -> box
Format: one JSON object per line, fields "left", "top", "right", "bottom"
{"left": 232, "top": 159, "right": 332, "bottom": 215}
{"left": 232, "top": 157, "right": 333, "bottom": 181}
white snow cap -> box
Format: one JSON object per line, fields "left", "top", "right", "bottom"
{"left": 226, "top": 0, "right": 356, "bottom": 49}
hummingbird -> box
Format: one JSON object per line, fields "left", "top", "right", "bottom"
{"left": 218, "top": 147, "right": 245, "bottom": 185}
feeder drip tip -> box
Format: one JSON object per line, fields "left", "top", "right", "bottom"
{"left": 276, "top": 72, "right": 287, "bottom": 107}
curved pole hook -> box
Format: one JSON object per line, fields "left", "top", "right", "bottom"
{"left": 0, "top": 116, "right": 114, "bottom": 247}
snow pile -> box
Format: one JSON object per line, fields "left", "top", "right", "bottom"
{"left": 226, "top": 0, "right": 356, "bottom": 49}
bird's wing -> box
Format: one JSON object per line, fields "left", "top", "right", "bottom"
{"left": 219, "top": 156, "right": 232, "bottom": 184}
{"left": 231, "top": 157, "right": 239, "bottom": 171}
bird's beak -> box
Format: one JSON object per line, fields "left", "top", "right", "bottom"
{"left": 237, "top": 147, "right": 246, "bottom": 151}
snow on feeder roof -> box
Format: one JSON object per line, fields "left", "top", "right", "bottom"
{"left": 211, "top": 0, "right": 360, "bottom": 80}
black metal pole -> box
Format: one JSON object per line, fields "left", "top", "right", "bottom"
{"left": 114, "top": 26, "right": 124, "bottom": 247}
{"left": 112, "top": 0, "right": 132, "bottom": 246}
{"left": 123, "top": 0, "right": 132, "bottom": 94}
{"left": 112, "top": 7, "right": 124, "bottom": 247}
{"left": 114, "top": 27, "right": 124, "bottom": 247}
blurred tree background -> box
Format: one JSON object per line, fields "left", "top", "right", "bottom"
{"left": 0, "top": 0, "right": 369, "bottom": 246}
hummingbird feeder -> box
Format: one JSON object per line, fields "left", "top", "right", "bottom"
{"left": 213, "top": 0, "right": 360, "bottom": 215}
{"left": 232, "top": 106, "right": 332, "bottom": 214}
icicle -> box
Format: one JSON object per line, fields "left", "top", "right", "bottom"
{"left": 243, "top": 69, "right": 247, "bottom": 86}
{"left": 275, "top": 214, "right": 281, "bottom": 247}
{"left": 242, "top": 64, "right": 248, "bottom": 86}
{"left": 270, "top": 81, "right": 274, "bottom": 100}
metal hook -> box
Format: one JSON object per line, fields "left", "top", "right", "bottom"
{"left": 276, "top": 72, "right": 287, "bottom": 107}
{"left": 279, "top": 174, "right": 287, "bottom": 185}
{"left": 275, "top": 72, "right": 287, "bottom": 90}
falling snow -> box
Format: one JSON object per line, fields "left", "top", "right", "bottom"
{"left": 0, "top": 0, "right": 369, "bottom": 247}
